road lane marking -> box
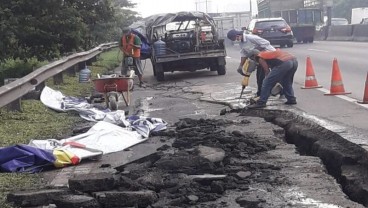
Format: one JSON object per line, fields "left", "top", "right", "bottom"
{"left": 318, "top": 88, "right": 368, "bottom": 109}
{"left": 308, "top": 49, "right": 329, "bottom": 53}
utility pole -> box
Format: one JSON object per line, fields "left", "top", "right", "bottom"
{"left": 324, "top": 0, "right": 333, "bottom": 40}
{"left": 194, "top": 0, "right": 211, "bottom": 13}
{"left": 250, "top": 0, "right": 253, "bottom": 17}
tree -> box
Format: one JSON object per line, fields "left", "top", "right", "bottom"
{"left": 0, "top": 0, "right": 140, "bottom": 61}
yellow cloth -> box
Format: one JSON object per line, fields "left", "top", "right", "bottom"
{"left": 53, "top": 149, "right": 80, "bottom": 168}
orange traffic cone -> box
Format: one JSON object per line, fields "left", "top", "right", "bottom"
{"left": 325, "top": 58, "right": 351, "bottom": 96}
{"left": 358, "top": 72, "right": 368, "bottom": 104}
{"left": 301, "top": 56, "right": 322, "bottom": 89}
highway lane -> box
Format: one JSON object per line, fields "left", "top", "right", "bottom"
{"left": 143, "top": 41, "right": 368, "bottom": 103}
{"left": 143, "top": 40, "right": 368, "bottom": 105}
{"left": 223, "top": 41, "right": 368, "bottom": 134}
{"left": 142, "top": 40, "right": 368, "bottom": 136}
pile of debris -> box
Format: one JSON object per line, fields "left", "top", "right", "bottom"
{"left": 7, "top": 118, "right": 282, "bottom": 208}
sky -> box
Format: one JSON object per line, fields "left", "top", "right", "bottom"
{"left": 130, "top": 0, "right": 258, "bottom": 18}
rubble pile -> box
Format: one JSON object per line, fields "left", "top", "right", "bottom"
{"left": 8, "top": 118, "right": 287, "bottom": 208}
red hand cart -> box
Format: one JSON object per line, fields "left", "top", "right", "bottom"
{"left": 92, "top": 77, "right": 133, "bottom": 110}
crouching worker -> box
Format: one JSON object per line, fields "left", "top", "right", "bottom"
{"left": 236, "top": 48, "right": 282, "bottom": 104}
{"left": 246, "top": 49, "right": 298, "bottom": 109}
{"left": 227, "top": 29, "right": 276, "bottom": 97}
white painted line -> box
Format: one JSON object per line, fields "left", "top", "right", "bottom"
{"left": 317, "top": 88, "right": 368, "bottom": 109}
{"left": 307, "top": 49, "right": 329, "bottom": 53}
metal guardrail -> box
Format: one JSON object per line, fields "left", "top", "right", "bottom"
{"left": 0, "top": 42, "right": 118, "bottom": 109}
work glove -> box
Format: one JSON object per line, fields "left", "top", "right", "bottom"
{"left": 237, "top": 67, "right": 246, "bottom": 76}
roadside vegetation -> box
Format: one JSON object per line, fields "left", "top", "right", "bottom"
{"left": 0, "top": 0, "right": 139, "bottom": 85}
{"left": 0, "top": 3, "right": 133, "bottom": 204}
{"left": 0, "top": 48, "right": 122, "bottom": 208}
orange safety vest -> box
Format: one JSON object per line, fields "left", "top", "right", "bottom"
{"left": 122, "top": 34, "right": 140, "bottom": 58}
{"left": 258, "top": 49, "right": 294, "bottom": 62}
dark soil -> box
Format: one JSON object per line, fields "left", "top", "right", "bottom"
{"left": 117, "top": 118, "right": 288, "bottom": 207}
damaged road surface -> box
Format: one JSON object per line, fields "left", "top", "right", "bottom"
{"left": 7, "top": 82, "right": 368, "bottom": 208}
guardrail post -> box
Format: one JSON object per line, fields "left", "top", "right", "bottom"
{"left": 5, "top": 100, "right": 22, "bottom": 112}
{"left": 3, "top": 78, "right": 22, "bottom": 112}
{"left": 36, "top": 81, "right": 45, "bottom": 92}
{"left": 66, "top": 65, "right": 77, "bottom": 77}
{"left": 87, "top": 57, "right": 97, "bottom": 65}
{"left": 53, "top": 72, "right": 63, "bottom": 85}
{"left": 78, "top": 62, "right": 86, "bottom": 71}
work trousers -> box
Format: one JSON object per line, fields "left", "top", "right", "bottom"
{"left": 121, "top": 57, "right": 143, "bottom": 76}
{"left": 259, "top": 58, "right": 298, "bottom": 103}
{"left": 256, "top": 65, "right": 265, "bottom": 96}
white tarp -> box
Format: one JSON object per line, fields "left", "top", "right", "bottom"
{"left": 40, "top": 86, "right": 130, "bottom": 126}
{"left": 29, "top": 121, "right": 145, "bottom": 160}
{"left": 36, "top": 86, "right": 169, "bottom": 162}
{"left": 40, "top": 86, "right": 168, "bottom": 137}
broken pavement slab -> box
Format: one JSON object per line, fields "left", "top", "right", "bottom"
{"left": 94, "top": 191, "right": 158, "bottom": 207}
{"left": 42, "top": 135, "right": 173, "bottom": 188}
{"left": 53, "top": 195, "right": 100, "bottom": 208}
{"left": 7, "top": 189, "right": 69, "bottom": 207}
{"left": 68, "top": 172, "right": 116, "bottom": 192}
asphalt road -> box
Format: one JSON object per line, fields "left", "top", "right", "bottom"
{"left": 38, "top": 42, "right": 368, "bottom": 207}
{"left": 140, "top": 41, "right": 368, "bottom": 149}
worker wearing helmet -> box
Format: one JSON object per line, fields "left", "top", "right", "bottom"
{"left": 246, "top": 49, "right": 298, "bottom": 109}
{"left": 227, "top": 29, "right": 276, "bottom": 97}
{"left": 120, "top": 27, "right": 145, "bottom": 87}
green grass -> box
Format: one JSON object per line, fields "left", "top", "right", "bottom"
{"left": 0, "top": 47, "right": 121, "bottom": 208}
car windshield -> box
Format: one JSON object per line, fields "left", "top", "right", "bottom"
{"left": 255, "top": 20, "right": 287, "bottom": 29}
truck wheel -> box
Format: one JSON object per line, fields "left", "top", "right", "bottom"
{"left": 155, "top": 63, "right": 164, "bottom": 81}
{"left": 108, "top": 95, "right": 118, "bottom": 111}
{"left": 210, "top": 65, "right": 218, "bottom": 71}
{"left": 287, "top": 41, "right": 293, "bottom": 48}
{"left": 297, "top": 39, "right": 302, "bottom": 43}
{"left": 217, "top": 65, "right": 226, "bottom": 75}
{"left": 309, "top": 37, "right": 314, "bottom": 43}
{"left": 152, "top": 65, "right": 156, "bottom": 76}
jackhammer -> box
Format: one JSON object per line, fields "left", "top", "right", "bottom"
{"left": 238, "top": 58, "right": 257, "bottom": 103}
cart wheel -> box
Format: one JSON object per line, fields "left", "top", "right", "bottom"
{"left": 108, "top": 95, "right": 118, "bottom": 111}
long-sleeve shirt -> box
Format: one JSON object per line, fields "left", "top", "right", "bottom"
{"left": 240, "top": 32, "right": 275, "bottom": 58}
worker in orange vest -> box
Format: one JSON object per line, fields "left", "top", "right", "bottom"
{"left": 119, "top": 27, "right": 145, "bottom": 87}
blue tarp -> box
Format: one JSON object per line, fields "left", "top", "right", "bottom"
{"left": 131, "top": 28, "right": 152, "bottom": 60}
{"left": 0, "top": 145, "right": 55, "bottom": 173}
